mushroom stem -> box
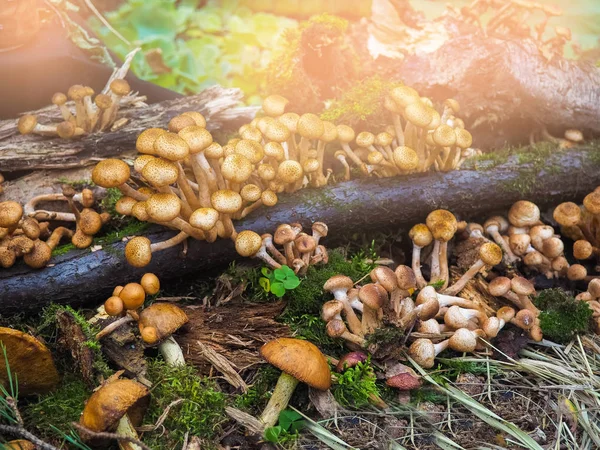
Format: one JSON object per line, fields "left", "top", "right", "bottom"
{"left": 115, "top": 414, "right": 143, "bottom": 450}
{"left": 176, "top": 162, "right": 201, "bottom": 210}
{"left": 158, "top": 336, "right": 185, "bottom": 366}
{"left": 259, "top": 372, "right": 300, "bottom": 428}
{"left": 412, "top": 245, "right": 427, "bottom": 288}
{"left": 119, "top": 184, "right": 148, "bottom": 202}
{"left": 439, "top": 241, "right": 449, "bottom": 289}
{"left": 430, "top": 240, "right": 441, "bottom": 282}
{"left": 443, "top": 260, "right": 485, "bottom": 296}
{"left": 149, "top": 231, "right": 189, "bottom": 252}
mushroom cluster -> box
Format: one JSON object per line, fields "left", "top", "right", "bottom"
{"left": 17, "top": 78, "right": 132, "bottom": 138}
{"left": 235, "top": 221, "right": 329, "bottom": 274}
{"left": 92, "top": 88, "right": 479, "bottom": 268}
{"left": 100, "top": 273, "right": 189, "bottom": 366}
{"left": 576, "top": 279, "right": 600, "bottom": 332}
{"left": 0, "top": 188, "right": 108, "bottom": 269}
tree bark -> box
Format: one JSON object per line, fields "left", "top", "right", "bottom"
{"left": 0, "top": 85, "right": 258, "bottom": 172}
{"left": 1, "top": 147, "right": 599, "bottom": 312}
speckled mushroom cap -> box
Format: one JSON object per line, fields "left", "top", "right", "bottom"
{"left": 177, "top": 126, "right": 213, "bottom": 154}
{"left": 80, "top": 379, "right": 149, "bottom": 433}
{"left": 484, "top": 216, "right": 509, "bottom": 233}
{"left": 181, "top": 111, "right": 206, "bottom": 127}
{"left": 277, "top": 112, "right": 299, "bottom": 133}
{"left": 91, "top": 159, "right": 131, "bottom": 188}
{"left": 479, "top": 242, "right": 503, "bottom": 266}
{"left": 323, "top": 274, "right": 354, "bottom": 293}
{"left": 235, "top": 140, "right": 264, "bottom": 164}
{"left": 143, "top": 158, "right": 180, "bottom": 188}
{"left": 370, "top": 266, "right": 398, "bottom": 293}
{"left": 583, "top": 192, "right": 600, "bottom": 215}
{"left": 221, "top": 154, "right": 253, "bottom": 184}
{"left": 448, "top": 328, "right": 477, "bottom": 352}
{"left": 262, "top": 95, "right": 289, "bottom": 117}
{"left": 295, "top": 234, "right": 316, "bottom": 254}
{"left": 393, "top": 146, "right": 419, "bottom": 171}
{"left": 0, "top": 201, "right": 23, "bottom": 228}
{"left": 415, "top": 286, "right": 438, "bottom": 306}
{"left": 136, "top": 128, "right": 167, "bottom": 155}
{"left": 426, "top": 210, "right": 458, "bottom": 241}
{"left": 433, "top": 125, "right": 456, "bottom": 147}
{"left": 355, "top": 132, "right": 375, "bottom": 148}
{"left": 404, "top": 102, "right": 433, "bottom": 128}
{"left": 138, "top": 303, "right": 189, "bottom": 344}
{"left": 553, "top": 202, "right": 582, "bottom": 227}
{"left": 235, "top": 230, "right": 263, "bottom": 257}
{"left": 375, "top": 132, "right": 393, "bottom": 147}
{"left": 588, "top": 279, "right": 600, "bottom": 298}
{"left": 79, "top": 209, "right": 103, "bottom": 235}
{"left": 390, "top": 85, "right": 420, "bottom": 108}
{"left": 359, "top": 283, "right": 388, "bottom": 309}
{"left": 145, "top": 193, "right": 181, "bottom": 222}
{"left": 189, "top": 208, "right": 219, "bottom": 231}
{"left": 141, "top": 273, "right": 160, "bottom": 295}
{"left": 168, "top": 115, "right": 196, "bottom": 133}
{"left": 395, "top": 265, "right": 417, "bottom": 290}
{"left": 455, "top": 129, "right": 473, "bottom": 149}
{"left": 0, "top": 328, "right": 59, "bottom": 395}
{"left": 409, "top": 223, "right": 433, "bottom": 248}
{"left": 17, "top": 115, "right": 38, "bottom": 134}
{"left": 322, "top": 300, "right": 344, "bottom": 322}
{"left": 211, "top": 190, "right": 242, "bottom": 214}
{"left": 542, "top": 237, "right": 564, "bottom": 259}
{"left": 488, "top": 277, "right": 511, "bottom": 297}
{"left": 260, "top": 338, "right": 331, "bottom": 390}
{"left": 297, "top": 113, "right": 324, "bottom": 140}
{"left": 277, "top": 160, "right": 303, "bottom": 184}
{"left": 508, "top": 200, "right": 540, "bottom": 227}
{"left": 125, "top": 236, "right": 152, "bottom": 268}
{"left": 264, "top": 122, "right": 291, "bottom": 143}
{"left": 336, "top": 124, "right": 355, "bottom": 144}
{"left": 408, "top": 339, "right": 436, "bottom": 368}
{"left": 23, "top": 240, "right": 52, "bottom": 269}
{"left": 510, "top": 277, "right": 535, "bottom": 296}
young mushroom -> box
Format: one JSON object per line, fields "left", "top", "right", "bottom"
{"left": 443, "top": 242, "right": 503, "bottom": 296}
{"left": 259, "top": 338, "right": 331, "bottom": 428}
{"left": 324, "top": 275, "right": 363, "bottom": 336}
{"left": 138, "top": 302, "right": 189, "bottom": 366}
{"left": 408, "top": 223, "right": 433, "bottom": 288}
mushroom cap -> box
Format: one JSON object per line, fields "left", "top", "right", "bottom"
{"left": 509, "top": 233, "right": 531, "bottom": 256}
{"left": 455, "top": 129, "right": 473, "bottom": 149}
{"left": 125, "top": 236, "right": 152, "bottom": 268}
{"left": 56, "top": 121, "right": 78, "bottom": 139}
{"left": 395, "top": 265, "right": 417, "bottom": 290}
{"left": 567, "top": 264, "right": 587, "bottom": 281}
{"left": 264, "top": 122, "right": 291, "bottom": 143}
{"left": 404, "top": 102, "right": 433, "bottom": 128}
{"left": 390, "top": 85, "right": 420, "bottom": 108}
{"left": 131, "top": 201, "right": 150, "bottom": 221}
{"left": 278, "top": 112, "right": 299, "bottom": 133}
{"left": 488, "top": 277, "right": 511, "bottom": 297}
{"left": 496, "top": 306, "right": 516, "bottom": 322}
{"left": 426, "top": 210, "right": 458, "bottom": 241}
{"left": 181, "top": 111, "right": 206, "bottom": 127}
{"left": 553, "top": 202, "right": 581, "bottom": 227}
{"left": 17, "top": 115, "right": 38, "bottom": 134}
{"left": 264, "top": 142, "right": 285, "bottom": 162}
{"left": 138, "top": 303, "right": 189, "bottom": 344}
{"left": 356, "top": 132, "right": 375, "bottom": 148}
{"left": 297, "top": 113, "right": 324, "bottom": 140}
{"left": 274, "top": 223, "right": 296, "bottom": 245}
{"left": 514, "top": 309, "right": 535, "bottom": 330}
{"left": 479, "top": 242, "right": 503, "bottom": 266}
{"left": 484, "top": 216, "right": 509, "bottom": 234}
{"left": 133, "top": 155, "right": 155, "bottom": 174}
{"left": 583, "top": 192, "right": 600, "bottom": 215}
{"left": 189, "top": 207, "right": 220, "bottom": 231}
{"left": 393, "top": 146, "right": 419, "bottom": 171}
{"left": 588, "top": 279, "right": 600, "bottom": 298}
{"left": 510, "top": 277, "right": 535, "bottom": 296}
{"left": 221, "top": 154, "right": 253, "bottom": 184}
{"left": 335, "top": 351, "right": 368, "bottom": 372}
{"left": 72, "top": 230, "right": 93, "bottom": 249}
{"left": 564, "top": 129, "right": 583, "bottom": 143}
{"left": 0, "top": 201, "right": 23, "bottom": 228}
{"left": 260, "top": 338, "right": 331, "bottom": 390}
{"left": 92, "top": 159, "right": 130, "bottom": 188}
{"left": 205, "top": 142, "right": 224, "bottom": 160}
{"left": 235, "top": 230, "right": 263, "bottom": 257}
{"left": 136, "top": 128, "right": 167, "bottom": 155}
{"left": 408, "top": 339, "right": 436, "bottom": 368}
{"left": 323, "top": 274, "right": 354, "bottom": 293}
{"left": 336, "top": 124, "right": 355, "bottom": 143}
{"left": 95, "top": 93, "right": 112, "bottom": 110}
{"left": 573, "top": 240, "right": 593, "bottom": 260}
{"left": 119, "top": 283, "right": 146, "bottom": 310}
{"left": 52, "top": 92, "right": 67, "bottom": 105}
{"left": 0, "top": 327, "right": 59, "bottom": 395}
{"left": 109, "top": 78, "right": 131, "bottom": 96}
{"left": 295, "top": 234, "right": 316, "bottom": 254}
{"left": 235, "top": 140, "right": 264, "bottom": 165}
{"left": 322, "top": 300, "right": 344, "bottom": 322}
{"left": 80, "top": 379, "right": 149, "bottom": 433}
{"left": 359, "top": 283, "right": 388, "bottom": 310}
{"left": 241, "top": 127, "right": 263, "bottom": 143}
{"left": 22, "top": 239, "right": 52, "bottom": 269}
{"left": 104, "top": 296, "right": 124, "bottom": 316}
{"left": 370, "top": 266, "right": 398, "bottom": 293}
{"left": 141, "top": 158, "right": 179, "bottom": 188}
{"left": 385, "top": 363, "right": 422, "bottom": 390}
{"left": 508, "top": 201, "right": 540, "bottom": 227}
{"left": 409, "top": 223, "right": 433, "bottom": 247}
{"left": 20, "top": 217, "right": 41, "bottom": 240}
{"left": 79, "top": 208, "right": 103, "bottom": 235}
{"left": 482, "top": 316, "right": 503, "bottom": 338}
{"left": 277, "top": 160, "right": 303, "bottom": 184}
{"left": 168, "top": 115, "right": 196, "bottom": 133}
{"left": 312, "top": 222, "right": 328, "bottom": 238}
{"left": 417, "top": 318, "right": 442, "bottom": 334}
{"left": 433, "top": 125, "right": 456, "bottom": 147}
{"left": 542, "top": 237, "right": 564, "bottom": 259}
{"left": 448, "top": 328, "right": 477, "bottom": 352}
{"left": 154, "top": 132, "right": 190, "bottom": 161}
{"left": 211, "top": 190, "right": 243, "bottom": 214}
{"left": 146, "top": 193, "right": 181, "bottom": 222}
{"left": 262, "top": 95, "right": 289, "bottom": 117}
{"left": 141, "top": 273, "right": 160, "bottom": 295}
{"left": 416, "top": 286, "right": 438, "bottom": 306}
{"left": 5, "top": 440, "right": 35, "bottom": 450}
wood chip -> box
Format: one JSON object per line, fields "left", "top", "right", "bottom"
{"left": 196, "top": 341, "right": 248, "bottom": 392}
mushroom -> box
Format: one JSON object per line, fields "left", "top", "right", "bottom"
{"left": 508, "top": 200, "right": 540, "bottom": 228}
{"left": 358, "top": 283, "right": 388, "bottom": 334}
{"left": 259, "top": 338, "right": 331, "bottom": 428}
{"left": 138, "top": 303, "right": 189, "bottom": 366}
{"left": 51, "top": 92, "right": 75, "bottom": 123}
{"left": 443, "top": 242, "right": 503, "bottom": 296}
{"left": 426, "top": 209, "right": 457, "bottom": 287}
{"left": 235, "top": 230, "right": 281, "bottom": 268}
{"left": 274, "top": 224, "right": 297, "bottom": 265}
{"left": 211, "top": 189, "right": 242, "bottom": 239}
{"left": 92, "top": 159, "right": 146, "bottom": 201}
{"left": 140, "top": 273, "right": 160, "bottom": 295}
{"left": 0, "top": 327, "right": 59, "bottom": 395}
{"left": 124, "top": 233, "right": 189, "bottom": 268}
{"left": 323, "top": 275, "right": 363, "bottom": 336}
{"left": 17, "top": 114, "right": 58, "bottom": 136}
{"left": 79, "top": 378, "right": 149, "bottom": 449}
{"left": 385, "top": 362, "right": 422, "bottom": 392}
{"left": 484, "top": 216, "right": 518, "bottom": 264}
{"left": 4, "top": 440, "right": 35, "bottom": 450}
{"left": 408, "top": 223, "right": 433, "bottom": 288}
{"left": 444, "top": 305, "right": 487, "bottom": 330}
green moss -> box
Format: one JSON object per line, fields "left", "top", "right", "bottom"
{"left": 233, "top": 365, "right": 281, "bottom": 412}
{"left": 99, "top": 187, "right": 122, "bottom": 216}
{"left": 144, "top": 360, "right": 227, "bottom": 448}
{"left": 56, "top": 178, "right": 92, "bottom": 189}
{"left": 285, "top": 314, "right": 345, "bottom": 355}
{"left": 534, "top": 288, "right": 593, "bottom": 344}
{"left": 51, "top": 242, "right": 77, "bottom": 257}
{"left": 332, "top": 358, "right": 380, "bottom": 409}
{"left": 365, "top": 326, "right": 405, "bottom": 348}
{"left": 436, "top": 359, "right": 499, "bottom": 378}
{"left": 22, "top": 375, "right": 91, "bottom": 443}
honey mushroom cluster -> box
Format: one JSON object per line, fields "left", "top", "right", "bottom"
{"left": 17, "top": 78, "right": 131, "bottom": 139}
{"left": 554, "top": 187, "right": 600, "bottom": 282}
{"left": 99, "top": 273, "right": 189, "bottom": 367}
{"left": 91, "top": 87, "right": 481, "bottom": 268}
{"left": 0, "top": 187, "right": 109, "bottom": 269}
{"left": 235, "top": 221, "right": 329, "bottom": 275}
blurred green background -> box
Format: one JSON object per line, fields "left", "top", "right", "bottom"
{"left": 89, "top": 0, "right": 600, "bottom": 101}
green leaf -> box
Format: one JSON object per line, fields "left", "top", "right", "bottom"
{"left": 273, "top": 269, "right": 287, "bottom": 281}
{"left": 283, "top": 277, "right": 301, "bottom": 290}
{"left": 270, "top": 282, "right": 286, "bottom": 298}
{"left": 261, "top": 267, "right": 272, "bottom": 278}
{"left": 280, "top": 265, "right": 295, "bottom": 277}
{"left": 259, "top": 277, "right": 270, "bottom": 293}
{"left": 264, "top": 426, "right": 282, "bottom": 443}
{"left": 278, "top": 409, "right": 303, "bottom": 430}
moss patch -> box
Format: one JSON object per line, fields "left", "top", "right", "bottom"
{"left": 535, "top": 288, "right": 593, "bottom": 344}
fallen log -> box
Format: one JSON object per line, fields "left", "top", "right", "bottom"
{"left": 0, "top": 146, "right": 599, "bottom": 312}
{"left": 0, "top": 85, "right": 257, "bottom": 172}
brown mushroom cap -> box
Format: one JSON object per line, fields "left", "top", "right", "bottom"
{"left": 409, "top": 223, "right": 433, "bottom": 247}
{"left": 395, "top": 265, "right": 417, "bottom": 290}
{"left": 370, "top": 266, "right": 398, "bottom": 293}
{"left": 17, "top": 115, "right": 38, "bottom": 134}
{"left": 181, "top": 111, "right": 206, "bottom": 127}
{"left": 109, "top": 78, "right": 131, "bottom": 96}
{"left": 136, "top": 128, "right": 167, "bottom": 155}
{"left": 189, "top": 207, "right": 219, "bottom": 231}
{"left": 211, "top": 190, "right": 243, "bottom": 214}
{"left": 145, "top": 193, "right": 181, "bottom": 222}
{"left": 235, "top": 230, "right": 263, "bottom": 257}
{"left": 408, "top": 339, "right": 436, "bottom": 368}
{"left": 323, "top": 274, "right": 354, "bottom": 293}
{"left": 404, "top": 102, "right": 433, "bottom": 128}
{"left": 583, "top": 192, "right": 600, "bottom": 215}
{"left": 0, "top": 201, "right": 23, "bottom": 228}
{"left": 479, "top": 242, "right": 503, "bottom": 266}
{"left": 508, "top": 201, "right": 540, "bottom": 227}
{"left": 393, "top": 146, "right": 419, "bottom": 171}
{"left": 322, "top": 300, "right": 344, "bottom": 322}
{"left": 154, "top": 132, "right": 190, "bottom": 161}
{"left": 573, "top": 240, "right": 593, "bottom": 260}
{"left": 5, "top": 440, "right": 35, "bottom": 450}
{"left": 553, "top": 202, "right": 581, "bottom": 227}
{"left": 119, "top": 283, "right": 146, "bottom": 310}
{"left": 277, "top": 160, "right": 303, "bottom": 184}
{"left": 168, "top": 115, "right": 196, "bottom": 133}
{"left": 262, "top": 95, "right": 289, "bottom": 117}
{"left": 448, "top": 328, "right": 478, "bottom": 352}
{"left": 359, "top": 283, "right": 388, "bottom": 309}
{"left": 0, "top": 327, "right": 59, "bottom": 395}
{"left": 221, "top": 154, "right": 253, "bottom": 184}
{"left": 141, "top": 158, "right": 179, "bottom": 188}
{"left": 260, "top": 338, "right": 331, "bottom": 390}
{"left": 140, "top": 273, "right": 160, "bottom": 295}
{"left": 488, "top": 277, "right": 511, "bottom": 297}
{"left": 138, "top": 303, "right": 189, "bottom": 344}
{"left": 385, "top": 364, "right": 422, "bottom": 390}
{"left": 80, "top": 379, "right": 149, "bottom": 433}
{"left": 297, "top": 113, "right": 324, "bottom": 140}
{"left": 22, "top": 240, "right": 52, "bottom": 269}
{"left": 104, "top": 296, "right": 124, "bottom": 316}
{"left": 92, "top": 159, "right": 130, "bottom": 188}
{"left": 125, "top": 236, "right": 152, "bottom": 268}
{"left": 426, "top": 210, "right": 458, "bottom": 241}
{"left": 235, "top": 140, "right": 264, "bottom": 165}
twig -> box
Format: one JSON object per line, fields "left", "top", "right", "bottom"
{"left": 6, "top": 396, "right": 23, "bottom": 427}
{"left": 0, "top": 424, "right": 58, "bottom": 450}
{"left": 136, "top": 399, "right": 185, "bottom": 432}
{"left": 196, "top": 341, "right": 248, "bottom": 392}
{"left": 72, "top": 422, "right": 152, "bottom": 450}
{"left": 96, "top": 314, "right": 135, "bottom": 340}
